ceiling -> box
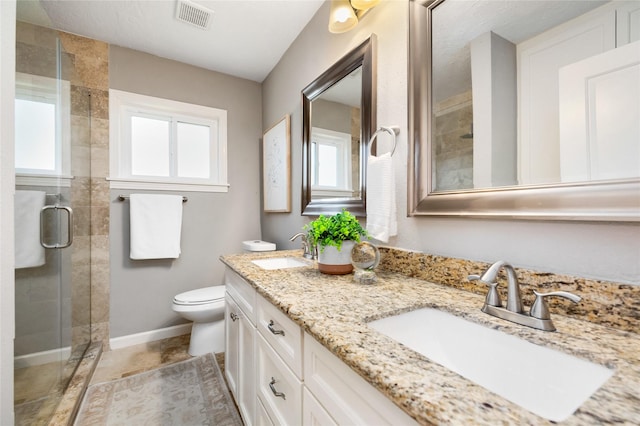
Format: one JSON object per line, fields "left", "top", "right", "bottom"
{"left": 16, "top": 0, "right": 325, "bottom": 83}
{"left": 430, "top": 0, "right": 607, "bottom": 102}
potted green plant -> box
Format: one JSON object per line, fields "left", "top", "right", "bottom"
{"left": 304, "top": 210, "right": 369, "bottom": 275}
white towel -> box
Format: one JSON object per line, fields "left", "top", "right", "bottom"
{"left": 366, "top": 152, "right": 397, "bottom": 243}
{"left": 129, "top": 194, "right": 183, "bottom": 260}
{"left": 15, "top": 190, "right": 46, "bottom": 269}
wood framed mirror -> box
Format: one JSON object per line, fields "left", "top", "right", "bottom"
{"left": 408, "top": 0, "right": 640, "bottom": 221}
{"left": 302, "top": 35, "right": 377, "bottom": 217}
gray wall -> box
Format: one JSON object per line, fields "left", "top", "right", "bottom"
{"left": 261, "top": 1, "right": 640, "bottom": 285}
{"left": 313, "top": 99, "right": 352, "bottom": 133}
{"left": 109, "top": 46, "right": 263, "bottom": 337}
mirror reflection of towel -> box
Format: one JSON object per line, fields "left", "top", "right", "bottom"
{"left": 366, "top": 153, "right": 397, "bottom": 243}
{"left": 15, "top": 190, "right": 46, "bottom": 269}
{"left": 129, "top": 194, "right": 183, "bottom": 260}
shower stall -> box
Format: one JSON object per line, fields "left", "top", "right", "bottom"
{"left": 13, "top": 22, "right": 94, "bottom": 425}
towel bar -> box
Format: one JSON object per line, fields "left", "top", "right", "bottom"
{"left": 118, "top": 195, "right": 188, "bottom": 202}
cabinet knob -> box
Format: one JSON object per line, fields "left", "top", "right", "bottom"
{"left": 229, "top": 312, "right": 239, "bottom": 322}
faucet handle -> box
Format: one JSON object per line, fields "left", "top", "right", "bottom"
{"left": 530, "top": 291, "right": 582, "bottom": 320}
{"left": 468, "top": 274, "right": 502, "bottom": 307}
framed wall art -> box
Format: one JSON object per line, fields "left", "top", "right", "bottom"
{"left": 262, "top": 115, "right": 291, "bottom": 212}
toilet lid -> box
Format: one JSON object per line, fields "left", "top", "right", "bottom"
{"left": 173, "top": 286, "right": 226, "bottom": 305}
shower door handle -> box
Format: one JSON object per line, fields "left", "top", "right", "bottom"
{"left": 40, "top": 205, "right": 74, "bottom": 249}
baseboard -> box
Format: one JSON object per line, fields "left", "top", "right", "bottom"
{"left": 109, "top": 323, "right": 192, "bottom": 350}
{"left": 14, "top": 346, "right": 72, "bottom": 369}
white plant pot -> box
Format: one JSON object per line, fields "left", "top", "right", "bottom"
{"left": 317, "top": 240, "right": 356, "bottom": 275}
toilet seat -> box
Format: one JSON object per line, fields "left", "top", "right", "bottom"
{"left": 173, "top": 286, "right": 225, "bottom": 306}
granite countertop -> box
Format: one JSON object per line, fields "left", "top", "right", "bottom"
{"left": 220, "top": 250, "right": 640, "bottom": 425}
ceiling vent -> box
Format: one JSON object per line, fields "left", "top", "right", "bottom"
{"left": 175, "top": 0, "right": 214, "bottom": 30}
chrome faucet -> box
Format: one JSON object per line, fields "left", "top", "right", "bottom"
{"left": 469, "top": 260, "right": 524, "bottom": 313}
{"left": 289, "top": 232, "right": 315, "bottom": 259}
{"left": 469, "top": 260, "right": 581, "bottom": 331}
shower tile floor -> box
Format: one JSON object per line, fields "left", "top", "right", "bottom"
{"left": 14, "top": 361, "right": 65, "bottom": 426}
{"left": 14, "top": 362, "right": 62, "bottom": 405}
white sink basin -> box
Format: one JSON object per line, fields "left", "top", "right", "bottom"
{"left": 251, "top": 257, "right": 310, "bottom": 270}
{"left": 368, "top": 308, "right": 614, "bottom": 422}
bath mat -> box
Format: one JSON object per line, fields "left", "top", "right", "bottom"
{"left": 74, "top": 353, "right": 242, "bottom": 426}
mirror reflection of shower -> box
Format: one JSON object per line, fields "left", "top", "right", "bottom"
{"left": 460, "top": 123, "right": 474, "bottom": 139}
{"left": 433, "top": 92, "right": 474, "bottom": 191}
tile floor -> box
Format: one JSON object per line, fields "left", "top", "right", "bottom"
{"left": 86, "top": 334, "right": 231, "bottom": 420}
{"left": 90, "top": 334, "right": 194, "bottom": 385}
{"left": 17, "top": 334, "right": 231, "bottom": 425}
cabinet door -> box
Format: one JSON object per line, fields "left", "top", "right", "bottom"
{"left": 225, "top": 293, "right": 240, "bottom": 399}
{"left": 303, "top": 387, "right": 337, "bottom": 426}
{"left": 256, "top": 397, "right": 275, "bottom": 426}
{"left": 226, "top": 291, "right": 256, "bottom": 426}
{"left": 559, "top": 40, "right": 640, "bottom": 182}
{"left": 238, "top": 309, "right": 256, "bottom": 426}
{"left": 517, "top": 6, "right": 615, "bottom": 184}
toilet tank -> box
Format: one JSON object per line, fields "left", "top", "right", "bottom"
{"left": 242, "top": 240, "right": 276, "bottom": 252}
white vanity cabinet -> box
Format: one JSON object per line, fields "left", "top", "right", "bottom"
{"left": 225, "top": 269, "right": 257, "bottom": 426}
{"left": 224, "top": 266, "right": 416, "bottom": 426}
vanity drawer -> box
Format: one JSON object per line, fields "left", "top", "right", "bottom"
{"left": 257, "top": 295, "right": 303, "bottom": 378}
{"left": 256, "top": 333, "right": 302, "bottom": 426}
{"left": 304, "top": 333, "right": 416, "bottom": 425}
{"left": 225, "top": 268, "right": 256, "bottom": 325}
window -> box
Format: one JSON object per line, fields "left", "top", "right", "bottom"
{"left": 15, "top": 73, "right": 71, "bottom": 185}
{"left": 109, "top": 89, "right": 228, "bottom": 192}
{"left": 310, "top": 127, "right": 352, "bottom": 197}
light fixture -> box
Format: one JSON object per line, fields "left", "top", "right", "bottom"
{"left": 350, "top": 0, "right": 381, "bottom": 10}
{"left": 328, "top": 0, "right": 380, "bottom": 34}
{"left": 328, "top": 0, "right": 359, "bottom": 34}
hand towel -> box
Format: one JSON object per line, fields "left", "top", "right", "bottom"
{"left": 366, "top": 152, "right": 397, "bottom": 243}
{"left": 15, "top": 190, "right": 46, "bottom": 269}
{"left": 129, "top": 194, "right": 183, "bottom": 260}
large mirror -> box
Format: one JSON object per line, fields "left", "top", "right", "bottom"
{"left": 302, "top": 35, "right": 376, "bottom": 216}
{"left": 409, "top": 0, "right": 640, "bottom": 220}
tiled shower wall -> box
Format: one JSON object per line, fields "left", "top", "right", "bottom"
{"left": 351, "top": 107, "right": 361, "bottom": 198}
{"left": 433, "top": 91, "right": 473, "bottom": 191}
{"left": 16, "top": 22, "right": 110, "bottom": 351}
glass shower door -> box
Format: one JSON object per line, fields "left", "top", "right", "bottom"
{"left": 14, "top": 25, "right": 91, "bottom": 425}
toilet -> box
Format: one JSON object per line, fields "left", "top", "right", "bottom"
{"left": 172, "top": 286, "right": 226, "bottom": 356}
{"left": 172, "top": 240, "right": 275, "bottom": 356}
